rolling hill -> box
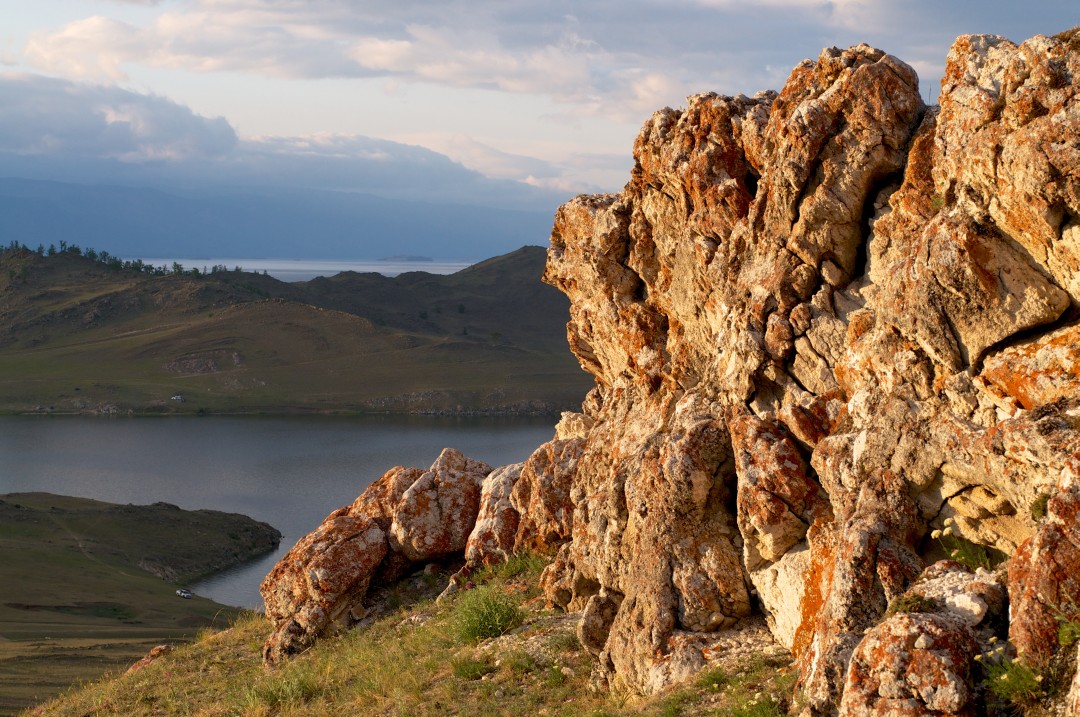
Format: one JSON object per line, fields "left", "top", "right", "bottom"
{"left": 0, "top": 492, "right": 280, "bottom": 713}
{"left": 0, "top": 245, "right": 592, "bottom": 415}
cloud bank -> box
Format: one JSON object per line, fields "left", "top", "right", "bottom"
{"left": 0, "top": 73, "right": 565, "bottom": 211}
{"left": 22, "top": 0, "right": 1078, "bottom": 121}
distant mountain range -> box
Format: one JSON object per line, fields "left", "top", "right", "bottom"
{"left": 0, "top": 177, "right": 557, "bottom": 261}
{"left": 0, "top": 244, "right": 592, "bottom": 415}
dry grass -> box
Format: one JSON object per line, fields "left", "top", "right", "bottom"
{"left": 25, "top": 558, "right": 799, "bottom": 717}
{"left": 0, "top": 493, "right": 270, "bottom": 714}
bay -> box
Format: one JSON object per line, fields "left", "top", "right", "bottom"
{"left": 0, "top": 414, "right": 556, "bottom": 609}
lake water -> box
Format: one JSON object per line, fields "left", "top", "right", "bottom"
{"left": 0, "top": 415, "right": 556, "bottom": 609}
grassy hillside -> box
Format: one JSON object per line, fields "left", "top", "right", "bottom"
{"left": 25, "top": 555, "right": 795, "bottom": 717}
{"left": 0, "top": 246, "right": 591, "bottom": 416}
{"left": 0, "top": 493, "right": 280, "bottom": 714}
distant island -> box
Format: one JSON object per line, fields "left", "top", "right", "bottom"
{"left": 378, "top": 255, "right": 434, "bottom": 262}
{"left": 0, "top": 243, "right": 592, "bottom": 416}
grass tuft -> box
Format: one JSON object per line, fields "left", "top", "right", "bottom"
{"left": 244, "top": 667, "right": 326, "bottom": 709}
{"left": 886, "top": 593, "right": 939, "bottom": 616}
{"left": 1031, "top": 493, "right": 1051, "bottom": 521}
{"left": 451, "top": 654, "right": 496, "bottom": 680}
{"left": 452, "top": 586, "right": 524, "bottom": 643}
{"left": 491, "top": 552, "right": 549, "bottom": 580}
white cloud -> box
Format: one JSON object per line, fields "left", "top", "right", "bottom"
{"left": 18, "top": 1, "right": 758, "bottom": 119}
{"left": 19, "top": 0, "right": 1080, "bottom": 104}
{"left": 24, "top": 16, "right": 137, "bottom": 80}
{"left": 0, "top": 72, "right": 566, "bottom": 209}
{"left": 0, "top": 72, "right": 236, "bottom": 160}
{"left": 404, "top": 134, "right": 561, "bottom": 182}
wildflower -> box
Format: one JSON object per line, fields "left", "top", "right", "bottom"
{"left": 989, "top": 636, "right": 998, "bottom": 644}
{"left": 931, "top": 530, "right": 942, "bottom": 539}
{"left": 1036, "top": 675, "right": 1044, "bottom": 682}
{"left": 942, "top": 527, "right": 954, "bottom": 537}
{"left": 944, "top": 517, "right": 954, "bottom": 526}
{"left": 1000, "top": 674, "right": 1009, "bottom": 681}
{"left": 974, "top": 654, "right": 983, "bottom": 661}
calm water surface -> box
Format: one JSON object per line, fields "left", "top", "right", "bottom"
{"left": 0, "top": 415, "right": 556, "bottom": 609}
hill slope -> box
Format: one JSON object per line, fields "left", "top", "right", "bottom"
{"left": 0, "top": 492, "right": 280, "bottom": 714}
{"left": 0, "top": 245, "right": 591, "bottom": 415}
{"left": 23, "top": 556, "right": 794, "bottom": 717}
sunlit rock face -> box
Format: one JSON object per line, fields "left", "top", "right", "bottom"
{"left": 260, "top": 448, "right": 491, "bottom": 664}
{"left": 541, "top": 30, "right": 1080, "bottom": 710}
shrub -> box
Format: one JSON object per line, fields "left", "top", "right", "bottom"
{"left": 452, "top": 586, "right": 524, "bottom": 642}
{"left": 976, "top": 638, "right": 1045, "bottom": 710}
{"left": 983, "top": 657, "right": 1043, "bottom": 708}
{"left": 931, "top": 519, "right": 998, "bottom": 570}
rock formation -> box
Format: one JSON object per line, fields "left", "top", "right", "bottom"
{"left": 262, "top": 28, "right": 1080, "bottom": 714}
{"left": 261, "top": 448, "right": 491, "bottom": 663}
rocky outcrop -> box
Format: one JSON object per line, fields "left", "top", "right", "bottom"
{"left": 261, "top": 448, "right": 491, "bottom": 663}
{"left": 262, "top": 27, "right": 1080, "bottom": 715}
{"left": 537, "top": 28, "right": 1080, "bottom": 712}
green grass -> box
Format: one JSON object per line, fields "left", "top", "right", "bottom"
{"left": 452, "top": 586, "right": 525, "bottom": 642}
{"left": 26, "top": 555, "right": 800, "bottom": 717}
{"left": 0, "top": 246, "right": 592, "bottom": 416}
{"left": 0, "top": 493, "right": 278, "bottom": 713}
{"left": 886, "top": 593, "right": 939, "bottom": 616}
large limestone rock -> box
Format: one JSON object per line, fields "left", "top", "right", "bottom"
{"left": 464, "top": 436, "right": 584, "bottom": 567}
{"left": 538, "top": 28, "right": 1080, "bottom": 711}
{"left": 261, "top": 448, "right": 491, "bottom": 663}
{"left": 838, "top": 562, "right": 1006, "bottom": 716}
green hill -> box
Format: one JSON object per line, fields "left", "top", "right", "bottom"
{"left": 0, "top": 246, "right": 591, "bottom": 415}
{"left": 0, "top": 492, "right": 280, "bottom": 714}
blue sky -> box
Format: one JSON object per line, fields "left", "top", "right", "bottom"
{"left": 0, "top": 1, "right": 1076, "bottom": 206}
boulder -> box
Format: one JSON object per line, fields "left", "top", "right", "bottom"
{"left": 389, "top": 448, "right": 491, "bottom": 561}
{"left": 261, "top": 448, "right": 491, "bottom": 663}
{"left": 838, "top": 562, "right": 1006, "bottom": 716}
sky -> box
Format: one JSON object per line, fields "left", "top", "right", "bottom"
{"left": 0, "top": 0, "right": 1076, "bottom": 212}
